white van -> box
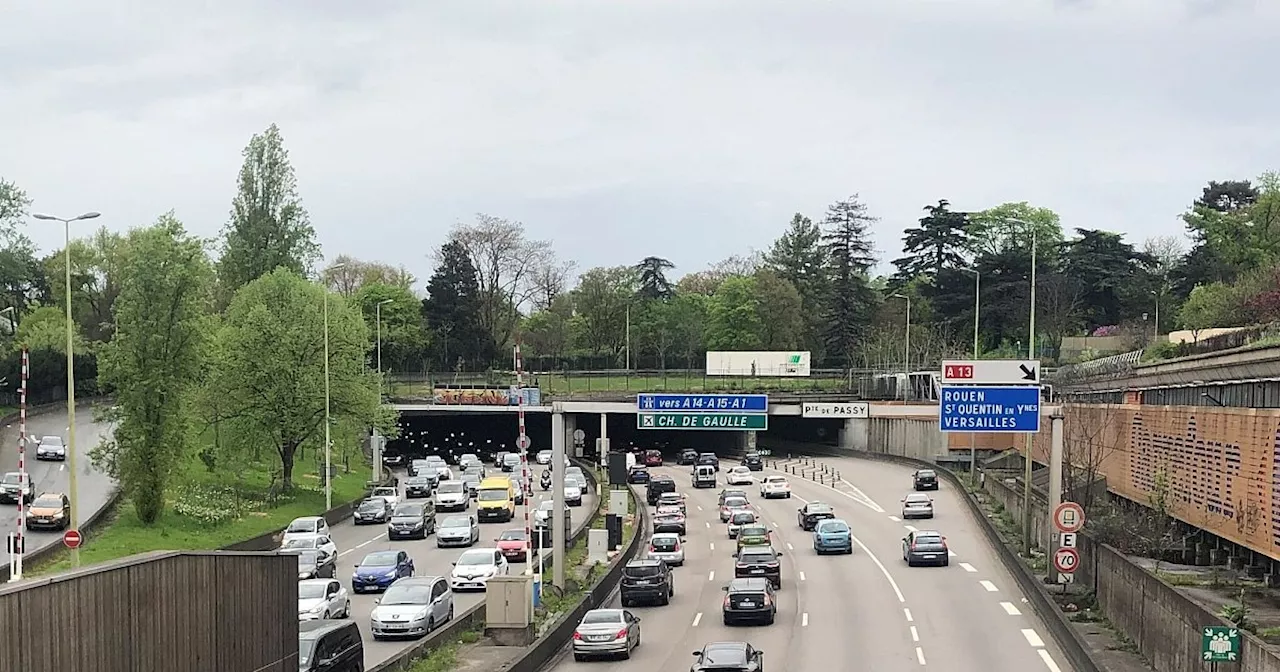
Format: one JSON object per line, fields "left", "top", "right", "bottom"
{"left": 692, "top": 464, "right": 717, "bottom": 489}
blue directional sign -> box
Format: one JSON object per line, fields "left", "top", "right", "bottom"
{"left": 636, "top": 393, "right": 769, "bottom": 413}
{"left": 939, "top": 386, "right": 1041, "bottom": 433}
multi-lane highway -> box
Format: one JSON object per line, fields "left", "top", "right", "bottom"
{"left": 324, "top": 467, "right": 599, "bottom": 669}
{"left": 0, "top": 404, "right": 114, "bottom": 568}
{"left": 546, "top": 456, "right": 1074, "bottom": 672}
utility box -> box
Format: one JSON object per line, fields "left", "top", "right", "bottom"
{"left": 610, "top": 489, "right": 629, "bottom": 516}
{"left": 485, "top": 574, "right": 536, "bottom": 646}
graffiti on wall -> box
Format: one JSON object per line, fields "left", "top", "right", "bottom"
{"left": 432, "top": 387, "right": 541, "bottom": 406}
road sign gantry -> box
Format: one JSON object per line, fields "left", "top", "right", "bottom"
{"left": 635, "top": 393, "right": 768, "bottom": 431}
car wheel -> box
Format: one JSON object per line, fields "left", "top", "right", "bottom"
{"left": 448, "top": 604, "right": 454, "bottom": 620}
{"left": 373, "top": 635, "right": 383, "bottom": 642}
{"left": 427, "top": 617, "right": 435, "bottom": 633}
{"left": 323, "top": 610, "right": 331, "bottom": 619}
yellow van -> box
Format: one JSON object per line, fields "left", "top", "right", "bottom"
{"left": 476, "top": 476, "right": 516, "bottom": 522}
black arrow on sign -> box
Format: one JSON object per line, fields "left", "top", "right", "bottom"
{"left": 1020, "top": 364, "right": 1037, "bottom": 381}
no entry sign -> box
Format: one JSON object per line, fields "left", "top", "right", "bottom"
{"left": 63, "top": 529, "right": 82, "bottom": 549}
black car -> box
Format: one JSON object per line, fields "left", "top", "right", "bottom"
{"left": 678, "top": 449, "right": 699, "bottom": 466}
{"left": 722, "top": 578, "right": 776, "bottom": 626}
{"left": 627, "top": 466, "right": 651, "bottom": 484}
{"left": 733, "top": 546, "right": 783, "bottom": 589}
{"left": 742, "top": 454, "right": 763, "bottom": 471}
{"left": 796, "top": 502, "right": 836, "bottom": 531}
{"left": 619, "top": 559, "right": 674, "bottom": 607}
{"left": 404, "top": 476, "right": 433, "bottom": 499}
{"left": 299, "top": 619, "right": 364, "bottom": 672}
{"left": 697, "top": 453, "right": 720, "bottom": 472}
{"left": 388, "top": 501, "right": 435, "bottom": 540}
{"left": 646, "top": 476, "right": 677, "bottom": 505}
{"left": 382, "top": 453, "right": 405, "bottom": 468}
{"left": 294, "top": 549, "right": 336, "bottom": 579}
{"left": 903, "top": 530, "right": 950, "bottom": 567}
{"left": 690, "top": 642, "right": 765, "bottom": 672}
{"left": 353, "top": 496, "right": 393, "bottom": 525}
{"left": 913, "top": 469, "right": 939, "bottom": 491}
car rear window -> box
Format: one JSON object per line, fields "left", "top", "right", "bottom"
{"left": 917, "top": 470, "right": 937, "bottom": 477}
{"left": 724, "top": 498, "right": 748, "bottom": 508}
{"left": 916, "top": 534, "right": 943, "bottom": 544}
{"left": 731, "top": 512, "right": 756, "bottom": 524}
{"left": 624, "top": 564, "right": 663, "bottom": 578}
{"left": 651, "top": 536, "right": 678, "bottom": 550}
{"left": 807, "top": 504, "right": 833, "bottom": 514}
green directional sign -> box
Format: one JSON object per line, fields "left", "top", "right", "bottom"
{"left": 637, "top": 413, "right": 768, "bottom": 431}
{"left": 1201, "top": 626, "right": 1241, "bottom": 662}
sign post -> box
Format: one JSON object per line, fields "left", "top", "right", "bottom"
{"left": 1051, "top": 502, "right": 1085, "bottom": 587}
{"left": 1201, "top": 626, "right": 1240, "bottom": 665}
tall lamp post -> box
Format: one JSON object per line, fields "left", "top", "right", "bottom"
{"left": 32, "top": 211, "right": 100, "bottom": 568}
{"left": 1021, "top": 224, "right": 1038, "bottom": 555}
{"left": 322, "top": 262, "right": 347, "bottom": 511}
{"left": 890, "top": 293, "right": 911, "bottom": 399}
{"left": 960, "top": 267, "right": 981, "bottom": 478}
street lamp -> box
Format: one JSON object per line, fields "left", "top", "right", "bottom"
{"left": 959, "top": 267, "right": 980, "bottom": 478}
{"left": 1021, "top": 222, "right": 1038, "bottom": 556}
{"left": 890, "top": 293, "right": 910, "bottom": 400}
{"left": 322, "top": 262, "right": 347, "bottom": 511}
{"left": 32, "top": 210, "right": 99, "bottom": 568}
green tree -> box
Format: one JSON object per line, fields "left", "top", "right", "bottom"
{"left": 206, "top": 269, "right": 388, "bottom": 490}
{"left": 753, "top": 270, "right": 804, "bottom": 350}
{"left": 218, "top": 124, "right": 320, "bottom": 296}
{"left": 571, "top": 266, "right": 634, "bottom": 356}
{"left": 97, "top": 216, "right": 212, "bottom": 523}
{"left": 891, "top": 200, "right": 970, "bottom": 284}
{"left": 821, "top": 195, "right": 878, "bottom": 367}
{"left": 634, "top": 256, "right": 675, "bottom": 300}
{"left": 1181, "top": 174, "right": 1280, "bottom": 272}
{"left": 1177, "top": 282, "right": 1243, "bottom": 336}
{"left": 967, "top": 201, "right": 1064, "bottom": 263}
{"left": 705, "top": 276, "right": 763, "bottom": 350}
{"left": 765, "top": 213, "right": 829, "bottom": 354}
{"left": 354, "top": 282, "right": 427, "bottom": 374}
{"left": 522, "top": 295, "right": 574, "bottom": 362}
{"left": 1061, "top": 228, "right": 1153, "bottom": 329}
{"left": 0, "top": 178, "right": 47, "bottom": 318}
{"left": 1171, "top": 180, "right": 1256, "bottom": 299}
{"left": 422, "top": 240, "right": 488, "bottom": 369}
{"left": 322, "top": 255, "right": 416, "bottom": 298}
{"left": 13, "top": 306, "right": 88, "bottom": 355}
{"left": 43, "top": 227, "right": 126, "bottom": 343}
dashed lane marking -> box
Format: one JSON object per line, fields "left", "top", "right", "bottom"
{"left": 903, "top": 608, "right": 913, "bottom": 622}
{"left": 916, "top": 646, "right": 926, "bottom": 665}
{"left": 910, "top": 625, "right": 919, "bottom": 642}
{"left": 696, "top": 505, "right": 703, "bottom": 511}
{"left": 979, "top": 580, "right": 999, "bottom": 592}
{"left": 904, "top": 525, "right": 919, "bottom": 533}
{"left": 959, "top": 562, "right": 977, "bottom": 572}
{"left": 692, "top": 612, "right": 702, "bottom": 627}
{"left": 799, "top": 571, "right": 807, "bottom": 581}
{"left": 786, "top": 542, "right": 794, "bottom": 550}
{"left": 705, "top": 522, "right": 711, "bottom": 528}
{"left": 888, "top": 515, "right": 901, "bottom": 522}
{"left": 709, "top": 543, "right": 715, "bottom": 551}
{"left": 708, "top": 571, "right": 715, "bottom": 581}
{"left": 802, "top": 612, "right": 809, "bottom": 627}
{"left": 1022, "top": 629, "right": 1045, "bottom": 647}
{"left": 1001, "top": 602, "right": 1022, "bottom": 616}
{"left": 765, "top": 463, "right": 884, "bottom": 512}
{"left": 1038, "top": 650, "right": 1063, "bottom": 672}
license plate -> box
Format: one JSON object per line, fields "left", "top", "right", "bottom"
{"left": 739, "top": 601, "right": 755, "bottom": 607}
{"left": 590, "top": 635, "right": 612, "bottom": 641}
{"left": 634, "top": 580, "right": 650, "bottom": 585}
{"left": 751, "top": 568, "right": 765, "bottom": 574}
{"left": 920, "top": 554, "right": 937, "bottom": 559}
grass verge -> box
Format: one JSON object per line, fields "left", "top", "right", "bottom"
{"left": 401, "top": 624, "right": 485, "bottom": 672}
{"left": 28, "top": 434, "right": 369, "bottom": 576}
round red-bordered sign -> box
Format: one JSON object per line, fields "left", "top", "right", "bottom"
{"left": 63, "top": 529, "right": 82, "bottom": 549}
{"left": 1053, "top": 502, "right": 1085, "bottom": 533}
{"left": 1053, "top": 547, "right": 1079, "bottom": 573}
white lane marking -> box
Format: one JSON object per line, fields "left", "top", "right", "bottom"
{"left": 916, "top": 646, "right": 926, "bottom": 665}
{"left": 705, "top": 522, "right": 711, "bottom": 528}
{"left": 904, "top": 525, "right": 919, "bottom": 533}
{"left": 1001, "top": 602, "right": 1022, "bottom": 616}
{"left": 786, "top": 542, "right": 794, "bottom": 550}
{"left": 980, "top": 580, "right": 999, "bottom": 592}
{"left": 764, "top": 464, "right": 884, "bottom": 512}
{"left": 852, "top": 534, "right": 906, "bottom": 602}
{"left": 903, "top": 608, "right": 913, "bottom": 622}
{"left": 1022, "top": 628, "right": 1045, "bottom": 647}
{"left": 697, "top": 505, "right": 703, "bottom": 511}
{"left": 947, "top": 550, "right": 956, "bottom": 557}
{"left": 888, "top": 515, "right": 901, "bottom": 522}
{"left": 1038, "top": 649, "right": 1063, "bottom": 672}
{"left": 799, "top": 571, "right": 807, "bottom": 581}
{"left": 959, "top": 562, "right": 977, "bottom": 572}
{"left": 357, "top": 537, "right": 377, "bottom": 549}
{"left": 802, "top": 612, "right": 809, "bottom": 627}
{"left": 910, "top": 625, "right": 919, "bottom": 641}
{"left": 692, "top": 612, "right": 702, "bottom": 627}
{"left": 709, "top": 543, "right": 715, "bottom": 551}
{"left": 60, "top": 464, "right": 66, "bottom": 471}
{"left": 708, "top": 571, "right": 715, "bottom": 581}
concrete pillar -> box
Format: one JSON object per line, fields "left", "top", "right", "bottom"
{"left": 595, "top": 413, "right": 610, "bottom": 468}
{"left": 551, "top": 404, "right": 567, "bottom": 589}
{"left": 564, "top": 413, "right": 578, "bottom": 458}
{"left": 746, "top": 431, "right": 758, "bottom": 452}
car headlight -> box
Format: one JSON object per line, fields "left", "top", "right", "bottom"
{"left": 308, "top": 602, "right": 325, "bottom": 614}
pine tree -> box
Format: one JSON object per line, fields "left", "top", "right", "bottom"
{"left": 890, "top": 200, "right": 969, "bottom": 285}
{"left": 821, "top": 196, "right": 878, "bottom": 367}
{"left": 423, "top": 241, "right": 488, "bottom": 368}
{"left": 765, "top": 213, "right": 829, "bottom": 354}
{"left": 634, "top": 256, "right": 675, "bottom": 300}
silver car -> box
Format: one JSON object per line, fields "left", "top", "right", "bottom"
{"left": 647, "top": 533, "right": 684, "bottom": 566}
{"left": 564, "top": 484, "right": 583, "bottom": 507}
{"left": 436, "top": 515, "right": 480, "bottom": 548}
{"left": 901, "top": 493, "right": 934, "bottom": 519}
{"left": 297, "top": 578, "right": 349, "bottom": 621}
{"left": 370, "top": 576, "right": 454, "bottom": 640}
{"left": 728, "top": 510, "right": 757, "bottom": 539}
{"left": 572, "top": 608, "right": 642, "bottom": 662}
{"left": 434, "top": 480, "right": 469, "bottom": 512}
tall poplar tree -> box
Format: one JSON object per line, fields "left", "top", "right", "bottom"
{"left": 821, "top": 196, "right": 878, "bottom": 367}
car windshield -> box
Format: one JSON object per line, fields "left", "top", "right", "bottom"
{"left": 1, "top": 473, "right": 19, "bottom": 485}
{"left": 441, "top": 516, "right": 469, "bottom": 528}
{"left": 359, "top": 499, "right": 386, "bottom": 511}
{"left": 731, "top": 467, "right": 748, "bottom": 473}
{"left": 381, "top": 584, "right": 430, "bottom": 605}
{"left": 282, "top": 538, "right": 318, "bottom": 549}
{"left": 32, "top": 496, "right": 61, "bottom": 508}
{"left": 478, "top": 489, "right": 509, "bottom": 501}
{"left": 462, "top": 474, "right": 480, "bottom": 483}
{"left": 702, "top": 646, "right": 748, "bottom": 665}
{"left": 39, "top": 436, "right": 63, "bottom": 446}
{"left": 581, "top": 610, "right": 623, "bottom": 625}
{"left": 298, "top": 640, "right": 316, "bottom": 666}
{"left": 564, "top": 484, "right": 581, "bottom": 492}
{"left": 500, "top": 530, "right": 527, "bottom": 540}
{"left": 286, "top": 519, "right": 317, "bottom": 533}
{"left": 457, "top": 550, "right": 494, "bottom": 566}
{"left": 406, "top": 477, "right": 429, "bottom": 486}
{"left": 438, "top": 482, "right": 464, "bottom": 494}
{"left": 504, "top": 455, "right": 521, "bottom": 464}
{"left": 298, "top": 583, "right": 328, "bottom": 599}
{"left": 731, "top": 512, "right": 755, "bottom": 524}
{"left": 393, "top": 504, "right": 422, "bottom": 516}
{"left": 818, "top": 521, "right": 849, "bottom": 534}
{"left": 296, "top": 551, "right": 321, "bottom": 567}
{"left": 361, "top": 551, "right": 398, "bottom": 567}
{"left": 740, "top": 526, "right": 768, "bottom": 537}
{"left": 724, "top": 498, "right": 748, "bottom": 508}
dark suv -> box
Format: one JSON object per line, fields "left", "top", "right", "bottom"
{"left": 619, "top": 559, "right": 674, "bottom": 606}
{"left": 912, "top": 469, "right": 939, "bottom": 491}
{"left": 721, "top": 578, "right": 776, "bottom": 626}
{"left": 742, "top": 454, "right": 763, "bottom": 471}
{"left": 678, "top": 449, "right": 699, "bottom": 466}
{"left": 646, "top": 476, "right": 677, "bottom": 505}
{"left": 697, "top": 453, "right": 720, "bottom": 472}
{"left": 734, "top": 546, "right": 783, "bottom": 589}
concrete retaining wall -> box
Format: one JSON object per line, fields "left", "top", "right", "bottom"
{"left": 864, "top": 418, "right": 947, "bottom": 461}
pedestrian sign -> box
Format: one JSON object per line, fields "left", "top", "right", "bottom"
{"left": 1201, "top": 626, "right": 1240, "bottom": 662}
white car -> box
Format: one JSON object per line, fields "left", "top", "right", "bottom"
{"left": 433, "top": 480, "right": 469, "bottom": 512}
{"left": 449, "top": 548, "right": 509, "bottom": 591}
{"left": 435, "top": 466, "right": 455, "bottom": 482}
{"left": 726, "top": 466, "right": 754, "bottom": 486}
{"left": 298, "top": 578, "right": 349, "bottom": 620}
{"left": 901, "top": 493, "right": 935, "bottom": 519}
{"left": 280, "top": 533, "right": 338, "bottom": 561}
{"left": 35, "top": 435, "right": 67, "bottom": 461}
{"left": 760, "top": 476, "right": 791, "bottom": 499}
{"left": 282, "top": 516, "right": 331, "bottom": 544}
{"left": 536, "top": 450, "right": 553, "bottom": 465}
{"left": 647, "top": 532, "right": 684, "bottom": 566}
{"left": 564, "top": 485, "right": 583, "bottom": 507}
{"left": 371, "top": 486, "right": 401, "bottom": 509}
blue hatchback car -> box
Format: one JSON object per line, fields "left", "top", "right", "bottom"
{"left": 352, "top": 549, "right": 415, "bottom": 593}
{"left": 813, "top": 518, "right": 853, "bottom": 554}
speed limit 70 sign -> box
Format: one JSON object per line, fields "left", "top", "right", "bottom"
{"left": 1053, "top": 547, "right": 1080, "bottom": 573}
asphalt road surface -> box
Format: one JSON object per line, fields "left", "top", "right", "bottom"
{"left": 320, "top": 467, "right": 600, "bottom": 670}
{"left": 544, "top": 458, "right": 1074, "bottom": 672}
{"left": 0, "top": 403, "right": 115, "bottom": 568}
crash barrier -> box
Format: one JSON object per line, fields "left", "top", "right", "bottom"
{"left": 755, "top": 443, "right": 1104, "bottom": 672}
{"left": 369, "top": 458, "right": 606, "bottom": 672}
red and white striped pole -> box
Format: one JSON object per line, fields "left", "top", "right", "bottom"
{"left": 11, "top": 348, "right": 28, "bottom": 581}
{"left": 514, "top": 341, "right": 532, "bottom": 579}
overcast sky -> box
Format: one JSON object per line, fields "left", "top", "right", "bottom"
{"left": 4, "top": 1, "right": 1277, "bottom": 285}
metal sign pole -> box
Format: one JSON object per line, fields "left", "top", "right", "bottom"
{"left": 13, "top": 348, "right": 28, "bottom": 581}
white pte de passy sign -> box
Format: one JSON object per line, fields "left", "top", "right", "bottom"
{"left": 802, "top": 402, "right": 869, "bottom": 419}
